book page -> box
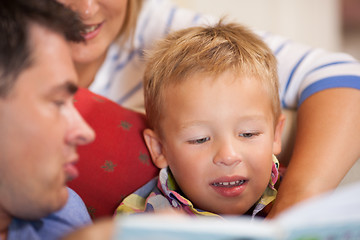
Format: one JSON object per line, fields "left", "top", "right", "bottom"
{"left": 112, "top": 181, "right": 360, "bottom": 240}
{"left": 114, "top": 214, "right": 282, "bottom": 240}
{"left": 273, "top": 181, "right": 360, "bottom": 239}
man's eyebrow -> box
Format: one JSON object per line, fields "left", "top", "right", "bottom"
{"left": 50, "top": 81, "right": 79, "bottom": 95}
{"left": 66, "top": 81, "right": 78, "bottom": 95}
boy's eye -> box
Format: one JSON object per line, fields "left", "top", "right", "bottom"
{"left": 239, "top": 132, "right": 258, "bottom": 138}
{"left": 188, "top": 137, "right": 210, "bottom": 144}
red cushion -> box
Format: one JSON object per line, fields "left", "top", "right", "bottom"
{"left": 68, "top": 88, "right": 159, "bottom": 219}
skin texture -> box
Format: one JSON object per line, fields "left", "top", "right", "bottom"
{"left": 0, "top": 23, "right": 95, "bottom": 237}
{"left": 267, "top": 88, "right": 360, "bottom": 218}
{"left": 144, "top": 72, "right": 285, "bottom": 215}
{"left": 57, "top": 0, "right": 128, "bottom": 88}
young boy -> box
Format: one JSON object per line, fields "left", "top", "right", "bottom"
{"left": 116, "top": 21, "right": 285, "bottom": 218}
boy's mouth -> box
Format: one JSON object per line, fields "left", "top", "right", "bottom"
{"left": 211, "top": 180, "right": 246, "bottom": 187}
{"left": 210, "top": 176, "right": 248, "bottom": 197}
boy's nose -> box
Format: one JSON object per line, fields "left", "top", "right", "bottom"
{"left": 213, "top": 140, "right": 241, "bottom": 166}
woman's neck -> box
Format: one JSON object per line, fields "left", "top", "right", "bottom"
{"left": 75, "top": 53, "right": 106, "bottom": 88}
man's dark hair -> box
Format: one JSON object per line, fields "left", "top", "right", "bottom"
{"left": 0, "top": 0, "right": 85, "bottom": 97}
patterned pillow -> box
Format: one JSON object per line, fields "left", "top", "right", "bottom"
{"left": 68, "top": 88, "right": 158, "bottom": 219}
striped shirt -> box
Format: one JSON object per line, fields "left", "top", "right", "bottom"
{"left": 90, "top": 0, "right": 360, "bottom": 112}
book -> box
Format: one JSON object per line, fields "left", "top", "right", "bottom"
{"left": 112, "top": 181, "right": 360, "bottom": 240}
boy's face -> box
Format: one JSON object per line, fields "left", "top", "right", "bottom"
{"left": 145, "top": 71, "right": 284, "bottom": 215}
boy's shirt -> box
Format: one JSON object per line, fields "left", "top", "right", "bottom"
{"left": 117, "top": 156, "right": 279, "bottom": 219}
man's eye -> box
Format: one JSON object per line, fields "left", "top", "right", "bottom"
{"left": 188, "top": 137, "right": 210, "bottom": 144}
{"left": 53, "top": 100, "right": 66, "bottom": 107}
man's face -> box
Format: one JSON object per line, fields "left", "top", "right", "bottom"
{"left": 0, "top": 23, "right": 95, "bottom": 220}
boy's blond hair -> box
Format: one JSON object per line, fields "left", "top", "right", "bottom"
{"left": 144, "top": 21, "right": 280, "bottom": 132}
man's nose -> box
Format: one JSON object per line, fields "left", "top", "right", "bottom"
{"left": 66, "top": 106, "right": 95, "bottom": 146}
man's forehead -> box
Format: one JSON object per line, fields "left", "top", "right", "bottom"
{"left": 25, "top": 22, "right": 78, "bottom": 91}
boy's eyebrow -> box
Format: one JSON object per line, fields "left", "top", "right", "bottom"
{"left": 179, "top": 115, "right": 269, "bottom": 129}
{"left": 179, "top": 120, "right": 209, "bottom": 129}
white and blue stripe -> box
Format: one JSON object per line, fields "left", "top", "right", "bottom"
{"left": 89, "top": 0, "right": 360, "bottom": 113}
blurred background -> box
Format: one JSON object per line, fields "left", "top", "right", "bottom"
{"left": 173, "top": 0, "right": 360, "bottom": 59}
{"left": 173, "top": 0, "right": 360, "bottom": 186}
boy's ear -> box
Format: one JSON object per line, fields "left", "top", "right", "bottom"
{"left": 143, "top": 128, "right": 168, "bottom": 169}
{"left": 273, "top": 113, "right": 286, "bottom": 155}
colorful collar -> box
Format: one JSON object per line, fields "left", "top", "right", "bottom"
{"left": 157, "top": 155, "right": 279, "bottom": 218}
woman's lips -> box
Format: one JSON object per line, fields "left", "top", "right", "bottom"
{"left": 81, "top": 22, "right": 103, "bottom": 40}
{"left": 210, "top": 176, "right": 248, "bottom": 197}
